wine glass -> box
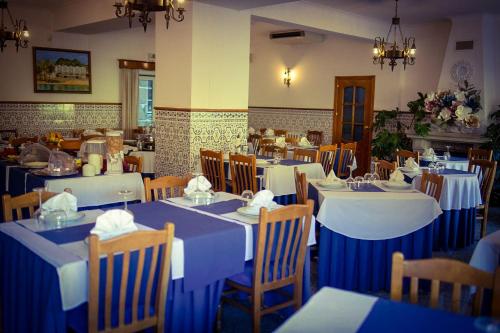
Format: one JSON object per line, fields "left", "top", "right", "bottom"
{"left": 444, "top": 145, "right": 451, "bottom": 160}
{"left": 33, "top": 186, "right": 47, "bottom": 223}
{"left": 241, "top": 190, "right": 254, "bottom": 206}
{"left": 354, "top": 176, "right": 364, "bottom": 189}
{"left": 345, "top": 165, "right": 355, "bottom": 189}
{"left": 371, "top": 161, "right": 381, "bottom": 182}
{"left": 118, "top": 188, "right": 133, "bottom": 214}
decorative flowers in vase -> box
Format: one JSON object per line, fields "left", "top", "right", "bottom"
{"left": 424, "top": 81, "right": 481, "bottom": 128}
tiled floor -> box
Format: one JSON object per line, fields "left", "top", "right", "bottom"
{"left": 220, "top": 207, "right": 500, "bottom": 333}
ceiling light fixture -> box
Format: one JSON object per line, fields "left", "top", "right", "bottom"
{"left": 373, "top": 0, "right": 415, "bottom": 71}
{"left": 0, "top": 0, "right": 29, "bottom": 53}
{"left": 114, "top": 0, "right": 185, "bottom": 32}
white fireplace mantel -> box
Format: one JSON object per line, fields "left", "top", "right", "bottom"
{"left": 407, "top": 132, "right": 489, "bottom": 152}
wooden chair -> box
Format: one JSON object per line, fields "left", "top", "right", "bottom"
{"left": 88, "top": 223, "right": 174, "bottom": 333}
{"left": 285, "top": 137, "right": 299, "bottom": 146}
{"left": 60, "top": 140, "right": 82, "bottom": 154}
{"left": 223, "top": 200, "right": 314, "bottom": 333}
{"left": 144, "top": 175, "right": 190, "bottom": 202}
{"left": 377, "top": 160, "right": 397, "bottom": 181}
{"left": 248, "top": 134, "right": 262, "bottom": 155}
{"left": 9, "top": 136, "right": 38, "bottom": 147}
{"left": 293, "top": 148, "right": 319, "bottom": 163}
{"left": 337, "top": 142, "right": 357, "bottom": 177}
{"left": 306, "top": 130, "right": 323, "bottom": 146}
{"left": 318, "top": 144, "right": 338, "bottom": 174}
{"left": 0, "top": 129, "right": 17, "bottom": 140}
{"left": 259, "top": 128, "right": 266, "bottom": 135}
{"left": 2, "top": 192, "right": 57, "bottom": 222}
{"left": 274, "top": 129, "right": 287, "bottom": 137}
{"left": 260, "top": 138, "right": 275, "bottom": 149}
{"left": 420, "top": 171, "right": 444, "bottom": 202}
{"left": 294, "top": 167, "right": 308, "bottom": 204}
{"left": 260, "top": 145, "right": 287, "bottom": 159}
{"left": 200, "top": 149, "right": 226, "bottom": 192}
{"left": 124, "top": 155, "right": 143, "bottom": 173}
{"left": 469, "top": 159, "right": 498, "bottom": 237}
{"left": 229, "top": 154, "right": 258, "bottom": 195}
{"left": 391, "top": 252, "right": 500, "bottom": 317}
{"left": 396, "top": 149, "right": 419, "bottom": 168}
{"left": 468, "top": 148, "right": 493, "bottom": 162}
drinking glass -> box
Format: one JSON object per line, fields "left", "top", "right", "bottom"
{"left": 256, "top": 174, "right": 265, "bottom": 192}
{"left": 444, "top": 145, "right": 451, "bottom": 160}
{"left": 363, "top": 172, "right": 372, "bottom": 183}
{"left": 33, "top": 186, "right": 47, "bottom": 223}
{"left": 354, "top": 176, "right": 364, "bottom": 189}
{"left": 345, "top": 165, "right": 355, "bottom": 189}
{"left": 241, "top": 190, "right": 254, "bottom": 206}
{"left": 118, "top": 188, "right": 133, "bottom": 214}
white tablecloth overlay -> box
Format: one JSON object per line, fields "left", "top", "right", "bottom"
{"left": 276, "top": 287, "right": 377, "bottom": 333}
{"left": 264, "top": 163, "right": 326, "bottom": 196}
{"left": 412, "top": 173, "right": 482, "bottom": 211}
{"left": 130, "top": 150, "right": 155, "bottom": 174}
{"left": 45, "top": 173, "right": 146, "bottom": 208}
{"left": 443, "top": 159, "right": 469, "bottom": 171}
{"left": 469, "top": 230, "right": 500, "bottom": 273}
{"left": 314, "top": 182, "right": 442, "bottom": 240}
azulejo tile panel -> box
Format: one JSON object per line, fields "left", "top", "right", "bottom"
{"left": 0, "top": 103, "right": 121, "bottom": 137}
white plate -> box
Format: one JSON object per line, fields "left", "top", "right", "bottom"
{"left": 382, "top": 181, "right": 412, "bottom": 189}
{"left": 317, "top": 180, "right": 345, "bottom": 189}
{"left": 256, "top": 159, "right": 270, "bottom": 165}
{"left": 236, "top": 206, "right": 260, "bottom": 217}
{"left": 20, "top": 161, "right": 48, "bottom": 169}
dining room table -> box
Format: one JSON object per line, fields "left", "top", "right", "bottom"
{"left": 0, "top": 191, "right": 315, "bottom": 333}
{"left": 309, "top": 179, "right": 442, "bottom": 292}
{"left": 275, "top": 287, "right": 486, "bottom": 333}
{"left": 420, "top": 155, "right": 469, "bottom": 171}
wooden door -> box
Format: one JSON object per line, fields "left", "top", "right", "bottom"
{"left": 333, "top": 76, "right": 375, "bottom": 175}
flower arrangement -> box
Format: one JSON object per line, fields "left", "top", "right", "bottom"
{"left": 424, "top": 81, "right": 481, "bottom": 128}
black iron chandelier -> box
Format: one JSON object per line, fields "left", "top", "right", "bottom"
{"left": 114, "top": 0, "right": 185, "bottom": 32}
{"left": 373, "top": 0, "right": 415, "bottom": 71}
{"left": 0, "top": 0, "right": 29, "bottom": 53}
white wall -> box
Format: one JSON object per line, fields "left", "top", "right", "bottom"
{"left": 0, "top": 4, "right": 154, "bottom": 103}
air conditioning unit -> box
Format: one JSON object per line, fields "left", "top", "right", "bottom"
{"left": 269, "top": 30, "right": 325, "bottom": 45}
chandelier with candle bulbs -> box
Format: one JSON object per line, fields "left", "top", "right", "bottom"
{"left": 373, "top": 0, "right": 415, "bottom": 71}
{"left": 0, "top": 0, "right": 29, "bottom": 53}
{"left": 114, "top": 0, "right": 185, "bottom": 32}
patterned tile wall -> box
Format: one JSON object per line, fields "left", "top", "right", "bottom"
{"left": 154, "top": 109, "right": 248, "bottom": 177}
{"left": 0, "top": 103, "right": 121, "bottom": 137}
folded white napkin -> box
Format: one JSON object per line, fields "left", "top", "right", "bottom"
{"left": 248, "top": 127, "right": 255, "bottom": 135}
{"left": 248, "top": 190, "right": 278, "bottom": 212}
{"left": 265, "top": 128, "right": 275, "bottom": 137}
{"left": 42, "top": 192, "right": 78, "bottom": 214}
{"left": 184, "top": 176, "right": 212, "bottom": 195}
{"left": 423, "top": 148, "right": 435, "bottom": 157}
{"left": 325, "top": 170, "right": 341, "bottom": 183}
{"left": 389, "top": 169, "right": 405, "bottom": 183}
{"left": 299, "top": 137, "right": 311, "bottom": 147}
{"left": 90, "top": 209, "right": 138, "bottom": 241}
{"left": 404, "top": 157, "right": 419, "bottom": 170}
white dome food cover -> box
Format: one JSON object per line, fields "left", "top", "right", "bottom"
{"left": 18, "top": 143, "right": 51, "bottom": 164}
{"left": 48, "top": 150, "right": 76, "bottom": 174}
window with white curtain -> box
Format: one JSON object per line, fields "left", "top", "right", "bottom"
{"left": 137, "top": 73, "right": 154, "bottom": 126}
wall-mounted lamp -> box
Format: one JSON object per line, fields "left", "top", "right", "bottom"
{"left": 283, "top": 67, "right": 292, "bottom": 87}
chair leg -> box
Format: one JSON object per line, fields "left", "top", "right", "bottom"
{"left": 215, "top": 303, "right": 222, "bottom": 333}
{"left": 252, "top": 292, "right": 262, "bottom": 333}
{"left": 481, "top": 206, "right": 489, "bottom": 238}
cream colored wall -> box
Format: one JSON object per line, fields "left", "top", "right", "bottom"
{"left": 249, "top": 20, "right": 450, "bottom": 111}
{"left": 0, "top": 4, "right": 154, "bottom": 103}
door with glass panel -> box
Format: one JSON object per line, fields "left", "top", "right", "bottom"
{"left": 138, "top": 74, "right": 155, "bottom": 126}
{"left": 333, "top": 76, "right": 375, "bottom": 175}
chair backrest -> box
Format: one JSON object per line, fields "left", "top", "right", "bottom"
{"left": 2, "top": 192, "right": 57, "bottom": 222}
{"left": 200, "top": 149, "right": 226, "bottom": 192}
{"left": 10, "top": 136, "right": 38, "bottom": 147}
{"left": 469, "top": 159, "right": 497, "bottom": 205}
{"left": 391, "top": 252, "right": 500, "bottom": 317}
{"left": 285, "top": 137, "right": 299, "bottom": 145}
{"left": 337, "top": 142, "right": 357, "bottom": 177}
{"left": 229, "top": 154, "right": 258, "bottom": 194}
{"left": 377, "top": 160, "right": 397, "bottom": 181}
{"left": 248, "top": 134, "right": 262, "bottom": 155}
{"left": 260, "top": 145, "right": 287, "bottom": 159}
{"left": 318, "top": 144, "right": 338, "bottom": 174}
{"left": 293, "top": 148, "right": 319, "bottom": 163}
{"left": 420, "top": 171, "right": 444, "bottom": 201}
{"left": 396, "top": 149, "right": 419, "bottom": 167}
{"left": 88, "top": 223, "right": 174, "bottom": 333}
{"left": 260, "top": 138, "right": 275, "bottom": 148}
{"left": 144, "top": 175, "right": 190, "bottom": 202}
{"left": 60, "top": 140, "right": 82, "bottom": 153}
{"left": 294, "top": 167, "right": 308, "bottom": 205}
{"left": 124, "top": 156, "right": 143, "bottom": 173}
{"left": 306, "top": 131, "right": 323, "bottom": 146}
{"left": 253, "top": 200, "right": 314, "bottom": 305}
{"left": 468, "top": 148, "right": 493, "bottom": 162}
{"left": 274, "top": 129, "right": 287, "bottom": 137}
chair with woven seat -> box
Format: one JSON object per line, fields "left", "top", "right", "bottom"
{"left": 306, "top": 130, "right": 323, "bottom": 146}
{"left": 391, "top": 252, "right": 500, "bottom": 317}
{"left": 2, "top": 192, "right": 57, "bottom": 222}
{"left": 420, "top": 171, "right": 444, "bottom": 201}
{"left": 337, "top": 142, "right": 357, "bottom": 177}
{"left": 294, "top": 167, "right": 308, "bottom": 205}
{"left": 293, "top": 148, "right": 319, "bottom": 163}
{"left": 395, "top": 149, "right": 419, "bottom": 168}
{"left": 144, "top": 175, "right": 190, "bottom": 201}
{"left": 274, "top": 129, "right": 287, "bottom": 137}
{"left": 469, "top": 159, "right": 497, "bottom": 237}
{"left": 468, "top": 148, "right": 493, "bottom": 162}
{"left": 200, "top": 149, "right": 226, "bottom": 192}
{"left": 223, "top": 200, "right": 314, "bottom": 333}
{"left": 376, "top": 160, "right": 397, "bottom": 181}
{"left": 124, "top": 155, "right": 143, "bottom": 173}
{"left": 260, "top": 145, "right": 287, "bottom": 159}
{"left": 318, "top": 144, "right": 338, "bottom": 175}
{"left": 88, "top": 223, "right": 174, "bottom": 333}
{"left": 229, "top": 154, "right": 258, "bottom": 195}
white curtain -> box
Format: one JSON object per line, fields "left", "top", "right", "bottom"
{"left": 120, "top": 68, "right": 140, "bottom": 139}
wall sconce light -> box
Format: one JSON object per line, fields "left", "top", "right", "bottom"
{"left": 283, "top": 67, "right": 292, "bottom": 87}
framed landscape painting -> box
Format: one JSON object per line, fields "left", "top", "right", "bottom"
{"left": 33, "top": 47, "right": 92, "bottom": 93}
